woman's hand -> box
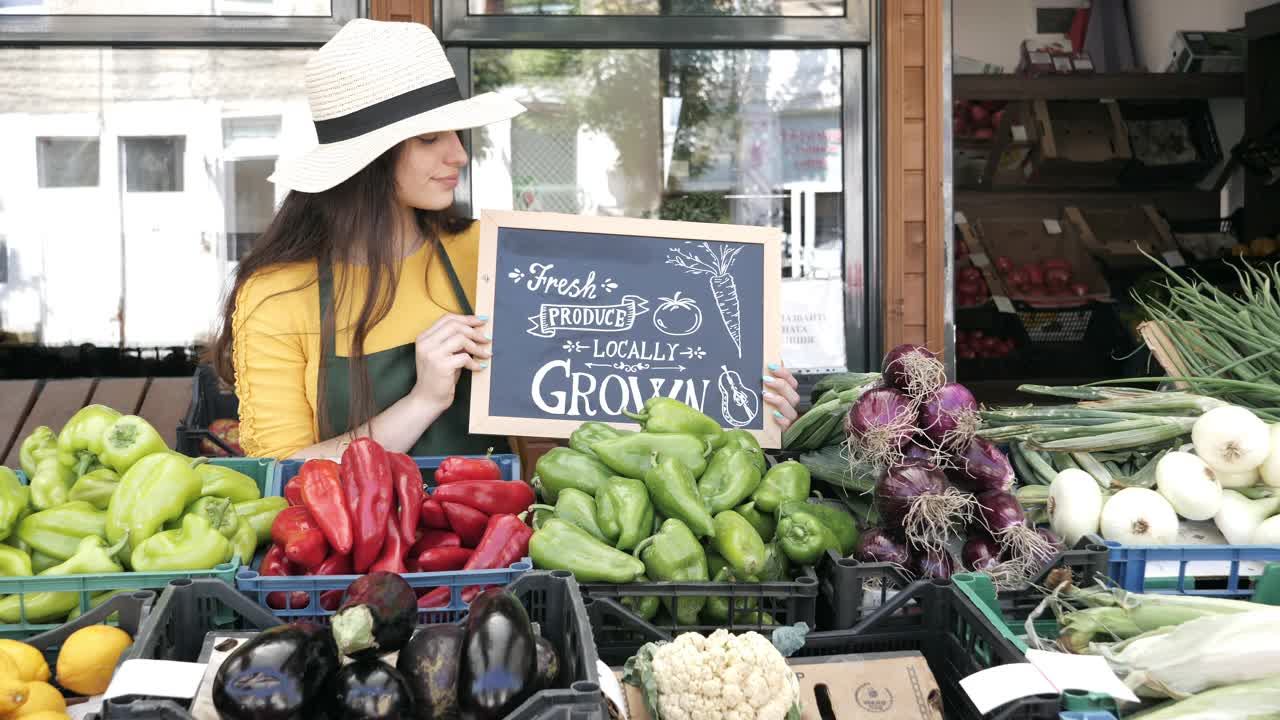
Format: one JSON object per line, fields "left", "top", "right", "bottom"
{"left": 762, "top": 362, "right": 801, "bottom": 431}
{"left": 409, "top": 313, "right": 491, "bottom": 415}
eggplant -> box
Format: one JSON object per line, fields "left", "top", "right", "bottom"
{"left": 213, "top": 622, "right": 340, "bottom": 720}
{"left": 461, "top": 588, "right": 537, "bottom": 719}
{"left": 533, "top": 636, "right": 560, "bottom": 692}
{"left": 396, "top": 624, "right": 465, "bottom": 720}
{"left": 331, "top": 571, "right": 417, "bottom": 660}
{"left": 328, "top": 659, "right": 414, "bottom": 720}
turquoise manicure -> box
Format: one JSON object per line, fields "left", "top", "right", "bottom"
{"left": 484, "top": 333, "right": 493, "bottom": 340}
{"left": 768, "top": 362, "right": 780, "bottom": 371}
{"left": 773, "top": 410, "right": 784, "bottom": 419}
{"left": 479, "top": 361, "right": 489, "bottom": 369}
{"left": 762, "top": 375, "right": 775, "bottom": 384}
{"left": 478, "top": 314, "right": 490, "bottom": 321}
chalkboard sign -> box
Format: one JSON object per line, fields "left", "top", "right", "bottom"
{"left": 470, "top": 210, "right": 782, "bottom": 447}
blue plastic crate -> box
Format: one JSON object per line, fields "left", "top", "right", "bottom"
{"left": 1105, "top": 540, "right": 1280, "bottom": 601}
{"left": 269, "top": 452, "right": 521, "bottom": 496}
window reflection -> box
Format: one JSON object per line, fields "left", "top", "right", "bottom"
{"left": 0, "top": 0, "right": 331, "bottom": 16}
{"left": 467, "top": 0, "right": 842, "bottom": 17}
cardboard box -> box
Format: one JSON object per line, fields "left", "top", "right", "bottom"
{"left": 1166, "top": 31, "right": 1247, "bottom": 73}
{"left": 1027, "top": 100, "right": 1132, "bottom": 186}
{"left": 1017, "top": 37, "right": 1094, "bottom": 78}
{"left": 1062, "top": 205, "right": 1179, "bottom": 270}
{"left": 621, "top": 651, "right": 943, "bottom": 720}
{"left": 969, "top": 216, "right": 1111, "bottom": 307}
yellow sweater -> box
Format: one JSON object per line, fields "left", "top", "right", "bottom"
{"left": 232, "top": 223, "right": 481, "bottom": 459}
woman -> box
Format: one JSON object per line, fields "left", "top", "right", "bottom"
{"left": 211, "top": 19, "right": 800, "bottom": 460}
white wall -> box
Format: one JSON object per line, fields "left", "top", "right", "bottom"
{"left": 1128, "top": 0, "right": 1271, "bottom": 72}
{"left": 954, "top": 0, "right": 1040, "bottom": 71}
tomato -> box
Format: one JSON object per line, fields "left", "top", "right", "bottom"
{"left": 959, "top": 267, "right": 983, "bottom": 283}
{"left": 957, "top": 279, "right": 983, "bottom": 297}
{"left": 1069, "top": 282, "right": 1090, "bottom": 297}
{"left": 652, "top": 292, "right": 703, "bottom": 336}
{"left": 1042, "top": 258, "right": 1072, "bottom": 272}
{"left": 1023, "top": 264, "right": 1045, "bottom": 286}
{"left": 1045, "top": 267, "right": 1072, "bottom": 292}
{"left": 959, "top": 347, "right": 978, "bottom": 360}
{"left": 995, "top": 256, "right": 1015, "bottom": 273}
{"left": 200, "top": 418, "right": 242, "bottom": 457}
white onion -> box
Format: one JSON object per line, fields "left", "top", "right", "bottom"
{"left": 1253, "top": 515, "right": 1280, "bottom": 545}
{"left": 1260, "top": 424, "right": 1280, "bottom": 488}
{"left": 1048, "top": 468, "right": 1103, "bottom": 546}
{"left": 1216, "top": 467, "right": 1261, "bottom": 489}
{"left": 1155, "top": 451, "right": 1223, "bottom": 521}
{"left": 1100, "top": 488, "right": 1179, "bottom": 546}
{"left": 1214, "top": 490, "right": 1280, "bottom": 546}
{"left": 1192, "top": 406, "right": 1271, "bottom": 473}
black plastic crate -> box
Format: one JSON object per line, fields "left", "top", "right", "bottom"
{"left": 175, "top": 364, "right": 241, "bottom": 457}
{"left": 22, "top": 590, "right": 155, "bottom": 692}
{"left": 816, "top": 538, "right": 1111, "bottom": 631}
{"left": 100, "top": 572, "right": 606, "bottom": 720}
{"left": 1119, "top": 100, "right": 1222, "bottom": 187}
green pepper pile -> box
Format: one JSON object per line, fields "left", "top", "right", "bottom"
{"left": 526, "top": 398, "right": 861, "bottom": 626}
{"left": 1, "top": 405, "right": 286, "bottom": 623}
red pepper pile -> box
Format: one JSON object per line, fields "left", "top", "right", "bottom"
{"left": 262, "top": 439, "right": 536, "bottom": 612}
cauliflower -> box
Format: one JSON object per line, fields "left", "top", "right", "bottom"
{"left": 623, "top": 629, "right": 801, "bottom": 720}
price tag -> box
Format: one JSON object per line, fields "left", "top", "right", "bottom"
{"left": 1162, "top": 250, "right": 1187, "bottom": 268}
{"left": 954, "top": 211, "right": 968, "bottom": 226}
{"left": 1011, "top": 125, "right": 1028, "bottom": 142}
{"left": 993, "top": 295, "right": 1016, "bottom": 314}
{"left": 1043, "top": 218, "right": 1062, "bottom": 235}
{"left": 969, "top": 253, "right": 990, "bottom": 267}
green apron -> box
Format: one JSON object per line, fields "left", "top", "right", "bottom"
{"left": 318, "top": 243, "right": 507, "bottom": 456}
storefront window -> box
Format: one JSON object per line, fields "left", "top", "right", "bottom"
{"left": 466, "top": 0, "right": 842, "bottom": 16}
{"left": 471, "top": 46, "right": 849, "bottom": 370}
{"left": 0, "top": 46, "right": 312, "bottom": 348}
{"left": 0, "top": 0, "right": 332, "bottom": 16}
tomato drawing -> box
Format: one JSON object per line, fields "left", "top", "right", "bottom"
{"left": 652, "top": 292, "right": 703, "bottom": 336}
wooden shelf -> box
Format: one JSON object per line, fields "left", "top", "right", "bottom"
{"left": 957, "top": 189, "right": 1221, "bottom": 223}
{"left": 954, "top": 72, "right": 1245, "bottom": 100}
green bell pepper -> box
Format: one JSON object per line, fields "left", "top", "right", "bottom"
{"left": 643, "top": 457, "right": 716, "bottom": 539}
{"left": 720, "top": 429, "right": 767, "bottom": 476}
{"left": 734, "top": 501, "right": 776, "bottom": 543}
{"left": 131, "top": 513, "right": 231, "bottom": 572}
{"left": 0, "top": 468, "right": 29, "bottom": 542}
{"left": 30, "top": 448, "right": 75, "bottom": 511}
{"left": 760, "top": 541, "right": 790, "bottom": 582}
{"left": 530, "top": 508, "right": 553, "bottom": 531}
{"left": 30, "top": 551, "right": 60, "bottom": 574}
{"left": 18, "top": 426, "right": 56, "bottom": 478}
{"left": 697, "top": 448, "right": 762, "bottom": 515}
{"left": 0, "top": 545, "right": 32, "bottom": 577}
{"left": 107, "top": 452, "right": 205, "bottom": 556}
{"left": 594, "top": 477, "right": 653, "bottom": 552}
{"left": 622, "top": 580, "right": 660, "bottom": 621}
{"left": 776, "top": 508, "right": 842, "bottom": 566}
{"left": 624, "top": 398, "right": 724, "bottom": 449}
{"left": 528, "top": 518, "right": 645, "bottom": 583}
{"left": 98, "top": 415, "right": 169, "bottom": 474}
{"left": 66, "top": 589, "right": 138, "bottom": 623}
{"left": 780, "top": 500, "right": 860, "bottom": 555}
{"left": 706, "top": 549, "right": 727, "bottom": 579}
{"left": 701, "top": 566, "right": 759, "bottom": 624}
{"left": 0, "top": 534, "right": 128, "bottom": 623}
{"left": 68, "top": 467, "right": 119, "bottom": 511}
{"left": 233, "top": 497, "right": 288, "bottom": 545}
{"left": 568, "top": 422, "right": 631, "bottom": 460}
{"left": 172, "top": 496, "right": 239, "bottom": 539}
{"left": 227, "top": 521, "right": 257, "bottom": 566}
{"left": 633, "top": 519, "right": 708, "bottom": 625}
{"left": 533, "top": 447, "right": 612, "bottom": 502}
{"left": 528, "top": 488, "right": 608, "bottom": 542}
{"left": 195, "top": 464, "right": 262, "bottom": 503}
{"left": 16, "top": 501, "right": 107, "bottom": 560}
{"left": 753, "top": 460, "right": 811, "bottom": 513}
{"left": 710, "top": 510, "right": 766, "bottom": 580}
{"left": 55, "top": 404, "right": 122, "bottom": 474}
{"left": 593, "top": 433, "right": 709, "bottom": 480}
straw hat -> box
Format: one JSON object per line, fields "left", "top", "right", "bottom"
{"left": 269, "top": 19, "right": 526, "bottom": 193}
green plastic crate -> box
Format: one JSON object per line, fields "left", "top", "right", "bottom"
{"left": 0, "top": 457, "right": 275, "bottom": 639}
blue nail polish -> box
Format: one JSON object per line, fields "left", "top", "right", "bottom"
{"left": 768, "top": 362, "right": 780, "bottom": 371}
{"left": 478, "top": 314, "right": 490, "bottom": 322}
{"left": 484, "top": 333, "right": 493, "bottom": 340}
{"left": 774, "top": 410, "right": 784, "bottom": 419}
{"left": 479, "top": 361, "right": 489, "bottom": 369}
{"left": 762, "top": 375, "right": 775, "bottom": 384}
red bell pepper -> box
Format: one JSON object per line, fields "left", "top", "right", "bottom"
{"left": 342, "top": 437, "right": 394, "bottom": 572}
{"left": 261, "top": 544, "right": 310, "bottom": 610}
{"left": 418, "top": 514, "right": 532, "bottom": 608}
{"left": 420, "top": 498, "right": 449, "bottom": 529}
{"left": 435, "top": 456, "right": 502, "bottom": 484}
{"left": 284, "top": 478, "right": 304, "bottom": 507}
{"left": 271, "top": 506, "right": 329, "bottom": 570}
{"left": 406, "top": 530, "right": 460, "bottom": 572}
{"left": 431, "top": 481, "right": 535, "bottom": 516}
{"left": 416, "top": 546, "right": 472, "bottom": 572}
{"left": 388, "top": 452, "right": 425, "bottom": 547}
{"left": 312, "top": 552, "right": 353, "bottom": 611}
{"left": 297, "top": 459, "right": 354, "bottom": 555}
{"left": 442, "top": 501, "right": 488, "bottom": 547}
{"left": 368, "top": 516, "right": 408, "bottom": 574}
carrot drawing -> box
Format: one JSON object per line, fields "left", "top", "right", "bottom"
{"left": 667, "top": 242, "right": 744, "bottom": 357}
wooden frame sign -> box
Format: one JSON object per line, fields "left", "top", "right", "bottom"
{"left": 471, "top": 210, "right": 783, "bottom": 448}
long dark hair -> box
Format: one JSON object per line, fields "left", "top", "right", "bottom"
{"left": 210, "top": 140, "right": 472, "bottom": 439}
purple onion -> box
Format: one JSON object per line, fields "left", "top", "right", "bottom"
{"left": 855, "top": 527, "right": 912, "bottom": 566}
{"left": 847, "top": 387, "right": 915, "bottom": 445}
{"left": 902, "top": 440, "right": 938, "bottom": 468}
{"left": 918, "top": 383, "right": 979, "bottom": 447}
{"left": 979, "top": 490, "right": 1054, "bottom": 580}
{"left": 882, "top": 344, "right": 944, "bottom": 398}
{"left": 952, "top": 438, "right": 1015, "bottom": 493}
{"left": 1028, "top": 528, "right": 1066, "bottom": 568}
{"left": 962, "top": 535, "right": 1003, "bottom": 572}
{"left": 875, "top": 461, "right": 948, "bottom": 528}
{"left": 912, "top": 548, "right": 956, "bottom": 580}
{"left": 977, "top": 490, "right": 1027, "bottom": 534}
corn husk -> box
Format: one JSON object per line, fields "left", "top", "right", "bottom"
{"left": 1129, "top": 675, "right": 1280, "bottom": 719}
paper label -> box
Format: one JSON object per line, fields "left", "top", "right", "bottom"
{"left": 1162, "top": 250, "right": 1187, "bottom": 268}
{"left": 994, "top": 295, "right": 1016, "bottom": 314}
{"left": 1052, "top": 56, "right": 1073, "bottom": 71}
{"left": 1025, "top": 650, "right": 1140, "bottom": 704}
{"left": 1010, "top": 125, "right": 1028, "bottom": 142}
{"left": 780, "top": 279, "right": 847, "bottom": 372}
{"left": 962, "top": 652, "right": 1137, "bottom": 715}
{"left": 105, "top": 660, "right": 207, "bottom": 701}
{"left": 969, "top": 253, "right": 990, "bottom": 267}
{"left": 1043, "top": 219, "right": 1062, "bottom": 235}
{"left": 1074, "top": 56, "right": 1094, "bottom": 70}
{"left": 954, "top": 211, "right": 968, "bottom": 226}
{"left": 1029, "top": 51, "right": 1052, "bottom": 64}
{"left": 961, "top": 664, "right": 1058, "bottom": 715}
